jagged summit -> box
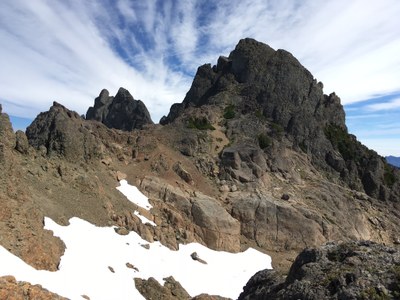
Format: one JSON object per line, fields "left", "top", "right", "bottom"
{"left": 161, "top": 38, "right": 344, "bottom": 130}
{"left": 160, "top": 38, "right": 399, "bottom": 202}
{"left": 1, "top": 38, "right": 400, "bottom": 299}
{"left": 86, "top": 87, "right": 153, "bottom": 130}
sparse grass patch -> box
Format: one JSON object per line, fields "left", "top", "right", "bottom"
{"left": 223, "top": 104, "right": 235, "bottom": 119}
{"left": 187, "top": 117, "right": 215, "bottom": 130}
{"left": 258, "top": 133, "right": 271, "bottom": 149}
{"left": 360, "top": 287, "right": 390, "bottom": 300}
{"left": 270, "top": 122, "right": 284, "bottom": 135}
{"left": 299, "top": 140, "right": 308, "bottom": 153}
{"left": 324, "top": 125, "right": 360, "bottom": 161}
{"left": 255, "top": 109, "right": 265, "bottom": 120}
{"left": 384, "top": 164, "right": 396, "bottom": 188}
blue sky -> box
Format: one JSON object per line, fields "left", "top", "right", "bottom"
{"left": 0, "top": 0, "right": 399, "bottom": 156}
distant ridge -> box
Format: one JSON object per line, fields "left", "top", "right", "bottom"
{"left": 386, "top": 155, "right": 400, "bottom": 168}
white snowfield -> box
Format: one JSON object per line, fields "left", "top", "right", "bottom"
{"left": 0, "top": 180, "right": 272, "bottom": 300}
{"left": 116, "top": 179, "right": 153, "bottom": 210}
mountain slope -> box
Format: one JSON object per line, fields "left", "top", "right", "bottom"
{"left": 162, "top": 38, "right": 399, "bottom": 202}
{"left": 1, "top": 38, "right": 400, "bottom": 299}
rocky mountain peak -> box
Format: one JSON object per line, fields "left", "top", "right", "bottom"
{"left": 228, "top": 37, "right": 277, "bottom": 83}
{"left": 26, "top": 102, "right": 100, "bottom": 161}
{"left": 160, "top": 38, "right": 399, "bottom": 201}
{"left": 2, "top": 38, "right": 400, "bottom": 299}
{"left": 86, "top": 87, "right": 153, "bottom": 130}
{"left": 161, "top": 38, "right": 345, "bottom": 131}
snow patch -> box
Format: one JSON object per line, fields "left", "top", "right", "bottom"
{"left": 0, "top": 180, "right": 272, "bottom": 299}
{"left": 116, "top": 179, "right": 152, "bottom": 210}
{"left": 0, "top": 217, "right": 271, "bottom": 299}
{"left": 134, "top": 210, "right": 156, "bottom": 226}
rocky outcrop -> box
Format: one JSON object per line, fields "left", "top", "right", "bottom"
{"left": 0, "top": 276, "right": 67, "bottom": 299}
{"left": 86, "top": 87, "right": 153, "bottom": 130}
{"left": 139, "top": 176, "right": 241, "bottom": 252}
{"left": 135, "top": 276, "right": 191, "bottom": 300}
{"left": 239, "top": 241, "right": 400, "bottom": 300}
{"left": 231, "top": 194, "right": 325, "bottom": 250}
{"left": 26, "top": 102, "right": 102, "bottom": 161}
{"left": 15, "top": 130, "right": 29, "bottom": 154}
{"left": 0, "top": 104, "right": 15, "bottom": 150}
{"left": 220, "top": 145, "right": 267, "bottom": 182}
{"left": 134, "top": 276, "right": 231, "bottom": 300}
{"left": 191, "top": 194, "right": 240, "bottom": 251}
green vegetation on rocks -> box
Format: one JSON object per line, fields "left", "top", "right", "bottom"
{"left": 223, "top": 104, "right": 236, "bottom": 119}
{"left": 324, "top": 124, "right": 360, "bottom": 161}
{"left": 258, "top": 133, "right": 271, "bottom": 149}
{"left": 187, "top": 117, "right": 215, "bottom": 130}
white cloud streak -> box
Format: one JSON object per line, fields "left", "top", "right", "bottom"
{"left": 366, "top": 98, "right": 400, "bottom": 111}
{"left": 357, "top": 138, "right": 400, "bottom": 157}
{"left": 0, "top": 0, "right": 400, "bottom": 125}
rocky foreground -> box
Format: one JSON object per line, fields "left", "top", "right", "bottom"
{"left": 1, "top": 38, "right": 400, "bottom": 299}
{"left": 0, "top": 276, "right": 67, "bottom": 300}
{"left": 239, "top": 241, "right": 400, "bottom": 300}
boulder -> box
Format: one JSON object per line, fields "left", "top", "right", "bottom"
{"left": 140, "top": 176, "right": 192, "bottom": 217}
{"left": 191, "top": 195, "right": 241, "bottom": 252}
{"left": 173, "top": 162, "right": 194, "bottom": 184}
{"left": 220, "top": 145, "right": 266, "bottom": 182}
{"left": 15, "top": 130, "right": 29, "bottom": 154}
{"left": 140, "top": 176, "right": 240, "bottom": 252}
{"left": 134, "top": 276, "right": 191, "bottom": 300}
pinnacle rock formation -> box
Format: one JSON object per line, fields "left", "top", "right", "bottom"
{"left": 86, "top": 87, "right": 153, "bottom": 130}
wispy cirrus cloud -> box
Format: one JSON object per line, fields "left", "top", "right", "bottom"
{"left": 1, "top": 0, "right": 400, "bottom": 159}
{"left": 365, "top": 98, "right": 400, "bottom": 111}
{"left": 0, "top": 0, "right": 190, "bottom": 121}
{"left": 345, "top": 93, "right": 400, "bottom": 156}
